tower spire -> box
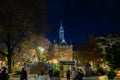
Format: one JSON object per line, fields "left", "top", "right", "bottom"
{"left": 60, "top": 20, "right": 62, "bottom": 27}
{"left": 59, "top": 21, "right": 64, "bottom": 40}
{"left": 59, "top": 21, "right": 66, "bottom": 44}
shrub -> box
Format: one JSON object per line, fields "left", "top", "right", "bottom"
{"left": 14, "top": 70, "right": 21, "bottom": 75}
{"left": 53, "top": 70, "right": 60, "bottom": 77}
{"left": 97, "top": 67, "right": 105, "bottom": 76}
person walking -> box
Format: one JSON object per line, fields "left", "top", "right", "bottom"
{"left": 76, "top": 69, "right": 83, "bottom": 80}
{"left": 20, "top": 67, "right": 27, "bottom": 80}
{"left": 66, "top": 69, "right": 71, "bottom": 80}
{"left": 72, "top": 68, "right": 77, "bottom": 80}
{"left": 0, "top": 67, "right": 9, "bottom": 80}
{"left": 48, "top": 68, "right": 53, "bottom": 79}
{"left": 40, "top": 68, "right": 44, "bottom": 75}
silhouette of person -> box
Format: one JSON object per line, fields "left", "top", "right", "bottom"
{"left": 0, "top": 67, "right": 9, "bottom": 80}
{"left": 20, "top": 67, "right": 27, "bottom": 80}
{"left": 48, "top": 68, "right": 53, "bottom": 79}
{"left": 40, "top": 68, "right": 44, "bottom": 75}
{"left": 77, "top": 69, "right": 83, "bottom": 80}
{"left": 66, "top": 69, "right": 70, "bottom": 80}
{"left": 72, "top": 68, "right": 77, "bottom": 80}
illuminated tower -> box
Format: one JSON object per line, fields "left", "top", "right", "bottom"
{"left": 59, "top": 21, "right": 66, "bottom": 44}
{"left": 53, "top": 21, "right": 73, "bottom": 61}
{"left": 51, "top": 21, "right": 73, "bottom": 72}
{"left": 59, "top": 21, "right": 64, "bottom": 40}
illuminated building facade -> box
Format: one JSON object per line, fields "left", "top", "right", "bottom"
{"left": 52, "top": 22, "right": 73, "bottom": 71}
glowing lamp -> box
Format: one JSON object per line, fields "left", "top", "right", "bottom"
{"left": 53, "top": 59, "right": 58, "bottom": 64}
{"left": 117, "top": 71, "right": 120, "bottom": 77}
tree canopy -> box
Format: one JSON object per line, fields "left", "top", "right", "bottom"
{"left": 96, "top": 34, "right": 120, "bottom": 69}
{"left": 76, "top": 34, "right": 103, "bottom": 66}
{"left": 0, "top": 0, "right": 50, "bottom": 73}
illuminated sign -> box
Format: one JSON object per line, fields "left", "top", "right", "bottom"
{"left": 60, "top": 61, "right": 75, "bottom": 65}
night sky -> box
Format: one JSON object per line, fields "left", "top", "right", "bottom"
{"left": 46, "top": 0, "right": 120, "bottom": 44}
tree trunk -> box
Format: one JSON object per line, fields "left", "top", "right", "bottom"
{"left": 8, "top": 56, "right": 12, "bottom": 73}
{"left": 12, "top": 59, "right": 15, "bottom": 72}
{"left": 7, "top": 48, "right": 12, "bottom": 73}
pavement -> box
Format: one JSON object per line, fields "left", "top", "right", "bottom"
{"left": 9, "top": 75, "right": 120, "bottom": 80}
{"left": 9, "top": 74, "right": 60, "bottom": 80}
{"left": 9, "top": 77, "right": 60, "bottom": 80}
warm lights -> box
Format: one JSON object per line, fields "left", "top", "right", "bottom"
{"left": 117, "top": 71, "right": 120, "bottom": 77}
{"left": 53, "top": 59, "right": 58, "bottom": 64}
{"left": 37, "top": 46, "right": 45, "bottom": 54}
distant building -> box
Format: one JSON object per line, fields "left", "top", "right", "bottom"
{"left": 49, "top": 22, "right": 73, "bottom": 71}
{"left": 53, "top": 22, "right": 73, "bottom": 61}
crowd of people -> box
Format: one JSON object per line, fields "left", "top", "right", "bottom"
{"left": 0, "top": 65, "right": 116, "bottom": 80}
{"left": 19, "top": 66, "right": 84, "bottom": 80}
{"left": 19, "top": 66, "right": 53, "bottom": 80}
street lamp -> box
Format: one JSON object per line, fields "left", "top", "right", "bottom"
{"left": 37, "top": 46, "right": 45, "bottom": 61}
{"left": 37, "top": 46, "right": 45, "bottom": 54}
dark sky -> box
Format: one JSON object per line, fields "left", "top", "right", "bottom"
{"left": 46, "top": 0, "right": 120, "bottom": 43}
